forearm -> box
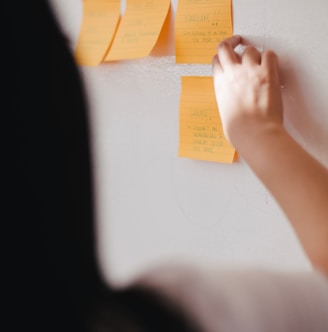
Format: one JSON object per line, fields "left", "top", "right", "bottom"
{"left": 236, "top": 124, "right": 328, "bottom": 274}
{"left": 213, "top": 35, "right": 328, "bottom": 274}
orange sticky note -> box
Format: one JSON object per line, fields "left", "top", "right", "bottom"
{"left": 74, "top": 0, "right": 120, "bottom": 66}
{"left": 179, "top": 76, "right": 236, "bottom": 163}
{"left": 104, "top": 0, "right": 171, "bottom": 61}
{"left": 175, "top": 0, "right": 232, "bottom": 64}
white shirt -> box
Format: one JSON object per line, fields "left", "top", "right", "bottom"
{"left": 139, "top": 264, "right": 328, "bottom": 332}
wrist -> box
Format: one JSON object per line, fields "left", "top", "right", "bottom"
{"left": 230, "top": 121, "right": 286, "bottom": 160}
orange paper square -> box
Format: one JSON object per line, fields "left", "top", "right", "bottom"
{"left": 179, "top": 76, "right": 236, "bottom": 163}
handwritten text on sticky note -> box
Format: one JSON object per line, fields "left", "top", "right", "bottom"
{"left": 104, "top": 0, "right": 171, "bottom": 61}
{"left": 179, "top": 76, "right": 236, "bottom": 163}
{"left": 175, "top": 0, "right": 232, "bottom": 64}
{"left": 74, "top": 0, "right": 120, "bottom": 66}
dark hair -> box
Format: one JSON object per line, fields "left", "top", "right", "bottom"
{"left": 87, "top": 286, "right": 201, "bottom": 332}
{"left": 7, "top": 1, "right": 201, "bottom": 331}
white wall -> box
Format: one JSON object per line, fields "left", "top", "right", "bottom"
{"left": 49, "top": 0, "right": 328, "bottom": 286}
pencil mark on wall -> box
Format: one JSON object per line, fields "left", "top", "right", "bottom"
{"left": 172, "top": 159, "right": 235, "bottom": 229}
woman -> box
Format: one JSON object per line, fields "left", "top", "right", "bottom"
{"left": 10, "top": 1, "right": 328, "bottom": 331}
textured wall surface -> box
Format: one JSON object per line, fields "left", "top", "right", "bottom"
{"left": 50, "top": 0, "right": 328, "bottom": 285}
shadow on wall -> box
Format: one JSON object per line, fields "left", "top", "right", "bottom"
{"left": 280, "top": 56, "right": 328, "bottom": 167}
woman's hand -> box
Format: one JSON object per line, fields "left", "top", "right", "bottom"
{"left": 212, "top": 36, "right": 328, "bottom": 275}
{"left": 212, "top": 35, "right": 283, "bottom": 149}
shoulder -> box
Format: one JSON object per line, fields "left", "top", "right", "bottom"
{"left": 137, "top": 264, "right": 328, "bottom": 332}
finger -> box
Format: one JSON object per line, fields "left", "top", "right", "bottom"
{"left": 242, "top": 46, "right": 261, "bottom": 66}
{"left": 261, "top": 50, "right": 280, "bottom": 82}
{"left": 212, "top": 54, "right": 223, "bottom": 77}
{"left": 217, "top": 35, "right": 242, "bottom": 68}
